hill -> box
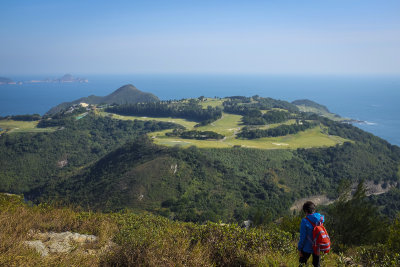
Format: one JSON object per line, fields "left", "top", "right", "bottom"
{"left": 46, "top": 84, "right": 159, "bottom": 115}
{"left": 1, "top": 89, "right": 400, "bottom": 224}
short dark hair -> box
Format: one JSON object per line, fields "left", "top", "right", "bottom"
{"left": 303, "top": 201, "right": 316, "bottom": 214}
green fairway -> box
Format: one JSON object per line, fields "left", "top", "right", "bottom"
{"left": 102, "top": 112, "right": 198, "bottom": 129}
{"left": 104, "top": 111, "right": 349, "bottom": 149}
{"left": 151, "top": 126, "right": 348, "bottom": 149}
{"left": 196, "top": 113, "right": 242, "bottom": 137}
{"left": 256, "top": 119, "right": 297, "bottom": 130}
{"left": 0, "top": 120, "right": 57, "bottom": 134}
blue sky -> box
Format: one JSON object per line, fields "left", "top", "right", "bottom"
{"left": 1, "top": 0, "right": 399, "bottom": 75}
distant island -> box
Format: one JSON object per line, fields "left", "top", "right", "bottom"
{"left": 0, "top": 77, "right": 17, "bottom": 85}
{"left": 26, "top": 74, "right": 88, "bottom": 84}
{"left": 0, "top": 74, "right": 88, "bottom": 85}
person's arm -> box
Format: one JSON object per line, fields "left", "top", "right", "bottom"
{"left": 297, "top": 219, "right": 306, "bottom": 252}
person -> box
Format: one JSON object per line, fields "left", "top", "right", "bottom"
{"left": 298, "top": 201, "right": 324, "bottom": 267}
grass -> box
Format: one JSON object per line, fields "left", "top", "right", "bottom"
{"left": 256, "top": 119, "right": 297, "bottom": 130}
{"left": 153, "top": 126, "right": 348, "bottom": 149}
{"left": 101, "top": 112, "right": 197, "bottom": 129}
{"left": 0, "top": 193, "right": 344, "bottom": 266}
{"left": 0, "top": 120, "right": 57, "bottom": 134}
{"left": 196, "top": 113, "right": 242, "bottom": 136}
{"left": 199, "top": 98, "right": 224, "bottom": 109}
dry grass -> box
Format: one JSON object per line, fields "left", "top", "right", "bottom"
{"left": 0, "top": 194, "right": 343, "bottom": 266}
{"left": 0, "top": 194, "right": 114, "bottom": 266}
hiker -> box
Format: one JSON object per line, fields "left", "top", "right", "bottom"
{"left": 298, "top": 201, "right": 325, "bottom": 267}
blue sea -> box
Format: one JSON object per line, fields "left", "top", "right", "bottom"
{"left": 1, "top": 74, "right": 399, "bottom": 146}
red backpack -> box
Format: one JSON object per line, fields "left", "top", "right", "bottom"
{"left": 305, "top": 217, "right": 331, "bottom": 255}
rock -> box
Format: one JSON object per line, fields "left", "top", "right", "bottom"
{"left": 242, "top": 220, "right": 253, "bottom": 229}
{"left": 23, "top": 230, "right": 106, "bottom": 257}
{"left": 24, "top": 240, "right": 49, "bottom": 256}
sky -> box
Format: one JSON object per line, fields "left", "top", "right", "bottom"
{"left": 1, "top": 0, "right": 400, "bottom": 75}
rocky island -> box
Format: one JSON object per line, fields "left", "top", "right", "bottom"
{"left": 0, "top": 74, "right": 88, "bottom": 85}
{"left": 0, "top": 77, "right": 16, "bottom": 85}
{"left": 27, "top": 74, "right": 88, "bottom": 84}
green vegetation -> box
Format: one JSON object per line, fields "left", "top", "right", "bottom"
{"left": 153, "top": 126, "right": 347, "bottom": 149}
{"left": 106, "top": 99, "right": 222, "bottom": 126}
{"left": 238, "top": 121, "right": 317, "bottom": 139}
{"left": 25, "top": 130, "right": 399, "bottom": 224}
{"left": 1, "top": 93, "right": 400, "bottom": 228}
{"left": 293, "top": 99, "right": 348, "bottom": 121}
{"left": 166, "top": 129, "right": 224, "bottom": 140}
{"left": 7, "top": 114, "right": 42, "bottom": 121}
{"left": 107, "top": 108, "right": 347, "bottom": 149}
{"left": 292, "top": 99, "right": 330, "bottom": 113}
{"left": 2, "top": 193, "right": 400, "bottom": 266}
{"left": 198, "top": 97, "right": 224, "bottom": 108}
{"left": 1, "top": 91, "right": 400, "bottom": 265}
{"left": 369, "top": 187, "right": 400, "bottom": 219}
{"left": 223, "top": 95, "right": 299, "bottom": 114}
{"left": 0, "top": 119, "right": 57, "bottom": 134}
{"left": 0, "top": 112, "right": 180, "bottom": 193}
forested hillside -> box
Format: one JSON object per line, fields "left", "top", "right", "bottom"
{"left": 0, "top": 111, "right": 180, "bottom": 193}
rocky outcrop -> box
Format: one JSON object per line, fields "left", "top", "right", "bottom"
{"left": 24, "top": 230, "right": 114, "bottom": 256}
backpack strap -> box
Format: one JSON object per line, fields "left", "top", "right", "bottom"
{"left": 305, "top": 217, "right": 315, "bottom": 227}
{"left": 306, "top": 216, "right": 323, "bottom": 227}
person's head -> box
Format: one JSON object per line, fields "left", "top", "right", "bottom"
{"left": 302, "top": 201, "right": 316, "bottom": 215}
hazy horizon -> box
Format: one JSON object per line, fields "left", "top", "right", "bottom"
{"left": 1, "top": 0, "right": 400, "bottom": 76}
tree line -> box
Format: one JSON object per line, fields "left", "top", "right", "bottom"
{"left": 106, "top": 101, "right": 222, "bottom": 124}
{"left": 166, "top": 129, "right": 224, "bottom": 140}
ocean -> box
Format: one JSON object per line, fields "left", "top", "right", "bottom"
{"left": 1, "top": 74, "right": 399, "bottom": 146}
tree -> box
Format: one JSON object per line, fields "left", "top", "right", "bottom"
{"left": 326, "top": 180, "right": 388, "bottom": 248}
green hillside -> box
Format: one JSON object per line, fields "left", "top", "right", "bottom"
{"left": 28, "top": 132, "right": 399, "bottom": 223}
{"left": 1, "top": 91, "right": 400, "bottom": 225}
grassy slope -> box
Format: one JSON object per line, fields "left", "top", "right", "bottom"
{"left": 0, "top": 193, "right": 342, "bottom": 267}
{"left": 0, "top": 120, "right": 56, "bottom": 133}
{"left": 198, "top": 98, "right": 224, "bottom": 108}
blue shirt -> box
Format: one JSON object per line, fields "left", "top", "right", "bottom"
{"left": 298, "top": 212, "right": 325, "bottom": 253}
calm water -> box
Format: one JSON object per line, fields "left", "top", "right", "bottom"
{"left": 1, "top": 74, "right": 399, "bottom": 146}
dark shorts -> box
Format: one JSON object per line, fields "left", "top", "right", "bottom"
{"left": 299, "top": 251, "right": 320, "bottom": 267}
